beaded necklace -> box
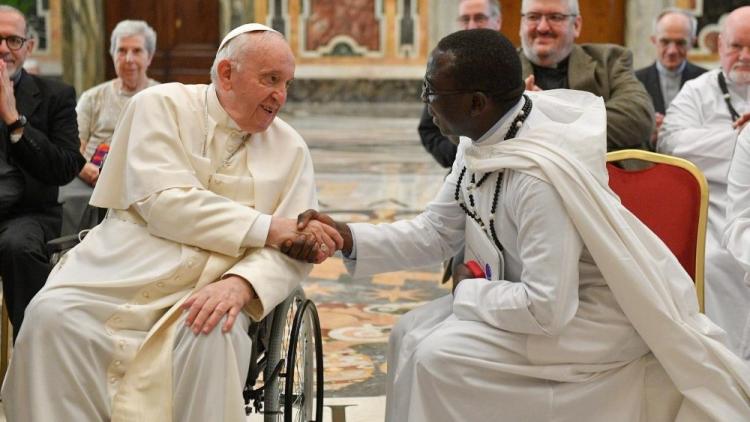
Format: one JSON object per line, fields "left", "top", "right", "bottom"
{"left": 454, "top": 94, "right": 533, "bottom": 251}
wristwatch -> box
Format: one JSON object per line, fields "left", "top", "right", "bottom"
{"left": 7, "top": 114, "right": 27, "bottom": 132}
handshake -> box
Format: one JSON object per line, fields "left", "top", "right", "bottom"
{"left": 266, "top": 210, "right": 351, "bottom": 264}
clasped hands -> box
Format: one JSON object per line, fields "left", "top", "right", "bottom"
{"left": 267, "top": 210, "right": 352, "bottom": 264}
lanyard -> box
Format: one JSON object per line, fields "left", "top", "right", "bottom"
{"left": 718, "top": 72, "right": 741, "bottom": 122}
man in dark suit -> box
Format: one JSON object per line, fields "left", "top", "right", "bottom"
{"left": 0, "top": 6, "right": 84, "bottom": 334}
{"left": 635, "top": 8, "right": 707, "bottom": 147}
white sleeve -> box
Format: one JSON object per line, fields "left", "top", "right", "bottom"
{"left": 452, "top": 173, "right": 581, "bottom": 336}
{"left": 346, "top": 149, "right": 468, "bottom": 278}
{"left": 132, "top": 187, "right": 266, "bottom": 257}
{"left": 724, "top": 127, "right": 750, "bottom": 281}
{"left": 658, "top": 81, "right": 736, "bottom": 182}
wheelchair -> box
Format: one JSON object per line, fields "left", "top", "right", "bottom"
{"left": 44, "top": 211, "right": 326, "bottom": 422}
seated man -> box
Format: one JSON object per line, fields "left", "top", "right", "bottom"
{"left": 0, "top": 5, "right": 85, "bottom": 335}
{"left": 287, "top": 29, "right": 750, "bottom": 421}
{"left": 2, "top": 24, "right": 341, "bottom": 421}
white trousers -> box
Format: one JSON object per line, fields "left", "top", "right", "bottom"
{"left": 2, "top": 286, "right": 252, "bottom": 422}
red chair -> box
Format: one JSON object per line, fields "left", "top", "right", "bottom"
{"left": 606, "top": 150, "right": 708, "bottom": 312}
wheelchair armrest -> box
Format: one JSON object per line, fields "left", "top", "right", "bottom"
{"left": 46, "top": 234, "right": 82, "bottom": 255}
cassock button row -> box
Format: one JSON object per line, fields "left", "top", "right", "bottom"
{"left": 118, "top": 340, "right": 127, "bottom": 349}
{"left": 142, "top": 291, "right": 150, "bottom": 298}
{"left": 110, "top": 377, "right": 118, "bottom": 384}
{"left": 114, "top": 360, "right": 122, "bottom": 366}
{"left": 157, "top": 282, "right": 165, "bottom": 288}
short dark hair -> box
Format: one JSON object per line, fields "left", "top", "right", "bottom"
{"left": 435, "top": 29, "right": 523, "bottom": 104}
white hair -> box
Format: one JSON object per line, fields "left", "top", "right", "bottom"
{"left": 209, "top": 30, "right": 283, "bottom": 84}
{"left": 521, "top": 0, "right": 579, "bottom": 15}
{"left": 110, "top": 20, "right": 157, "bottom": 57}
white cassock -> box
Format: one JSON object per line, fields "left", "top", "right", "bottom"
{"left": 658, "top": 69, "right": 750, "bottom": 357}
{"left": 1, "top": 83, "right": 316, "bottom": 421}
{"left": 725, "top": 126, "right": 750, "bottom": 350}
{"left": 347, "top": 90, "right": 750, "bottom": 421}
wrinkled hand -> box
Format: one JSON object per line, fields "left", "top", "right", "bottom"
{"left": 79, "top": 162, "right": 100, "bottom": 186}
{"left": 181, "top": 275, "right": 254, "bottom": 334}
{"left": 267, "top": 216, "right": 343, "bottom": 263}
{"left": 524, "top": 75, "right": 542, "bottom": 92}
{"left": 0, "top": 61, "right": 19, "bottom": 125}
{"left": 280, "top": 209, "right": 353, "bottom": 263}
{"left": 734, "top": 112, "right": 750, "bottom": 131}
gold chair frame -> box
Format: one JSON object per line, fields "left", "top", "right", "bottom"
{"left": 607, "top": 149, "right": 708, "bottom": 312}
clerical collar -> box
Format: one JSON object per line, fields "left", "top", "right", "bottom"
{"left": 532, "top": 56, "right": 570, "bottom": 90}
{"left": 474, "top": 96, "right": 526, "bottom": 144}
{"left": 656, "top": 60, "right": 686, "bottom": 78}
{"left": 206, "top": 83, "right": 246, "bottom": 135}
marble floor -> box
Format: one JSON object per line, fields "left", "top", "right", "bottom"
{"left": 0, "top": 102, "right": 452, "bottom": 422}
{"left": 278, "top": 104, "right": 451, "bottom": 421}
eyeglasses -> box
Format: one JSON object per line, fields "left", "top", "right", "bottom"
{"left": 457, "top": 13, "right": 491, "bottom": 26}
{"left": 521, "top": 12, "right": 576, "bottom": 25}
{"left": 421, "top": 80, "right": 475, "bottom": 104}
{"left": 0, "top": 35, "right": 27, "bottom": 51}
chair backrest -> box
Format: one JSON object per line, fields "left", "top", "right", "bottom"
{"left": 606, "top": 149, "right": 708, "bottom": 312}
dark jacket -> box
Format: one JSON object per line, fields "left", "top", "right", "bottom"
{"left": 419, "top": 43, "right": 656, "bottom": 166}
{"left": 635, "top": 61, "right": 708, "bottom": 115}
{"left": 2, "top": 70, "right": 84, "bottom": 218}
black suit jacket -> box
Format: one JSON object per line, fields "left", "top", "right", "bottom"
{"left": 2, "top": 70, "right": 84, "bottom": 218}
{"left": 635, "top": 61, "right": 707, "bottom": 114}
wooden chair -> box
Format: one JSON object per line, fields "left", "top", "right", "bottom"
{"left": 606, "top": 149, "right": 708, "bottom": 312}
{"left": 1, "top": 293, "right": 10, "bottom": 382}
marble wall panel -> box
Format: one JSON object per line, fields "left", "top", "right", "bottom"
{"left": 301, "top": 0, "right": 384, "bottom": 57}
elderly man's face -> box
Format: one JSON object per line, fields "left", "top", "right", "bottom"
{"left": 113, "top": 34, "right": 153, "bottom": 90}
{"left": 457, "top": 0, "right": 501, "bottom": 31}
{"left": 520, "top": 0, "right": 581, "bottom": 68}
{"left": 222, "top": 34, "right": 295, "bottom": 133}
{"left": 719, "top": 11, "right": 750, "bottom": 86}
{"left": 0, "top": 10, "right": 34, "bottom": 78}
{"left": 423, "top": 52, "right": 472, "bottom": 138}
{"left": 652, "top": 13, "right": 692, "bottom": 72}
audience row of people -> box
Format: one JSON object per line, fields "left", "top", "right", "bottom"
{"left": 0, "top": 1, "right": 749, "bottom": 420}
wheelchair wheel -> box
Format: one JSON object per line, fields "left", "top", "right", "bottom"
{"left": 263, "top": 288, "right": 304, "bottom": 421}
{"left": 283, "top": 299, "right": 324, "bottom": 422}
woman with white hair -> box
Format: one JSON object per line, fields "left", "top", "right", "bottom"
{"left": 59, "top": 20, "right": 159, "bottom": 234}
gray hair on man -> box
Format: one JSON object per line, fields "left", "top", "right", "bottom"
{"left": 209, "top": 30, "right": 283, "bottom": 85}
{"left": 521, "top": 0, "right": 579, "bottom": 15}
{"left": 653, "top": 8, "right": 698, "bottom": 40}
{"left": 0, "top": 5, "right": 30, "bottom": 36}
{"left": 109, "top": 20, "right": 157, "bottom": 57}
{"left": 460, "top": 0, "right": 502, "bottom": 18}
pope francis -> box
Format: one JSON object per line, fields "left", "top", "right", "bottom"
{"left": 1, "top": 23, "right": 341, "bottom": 421}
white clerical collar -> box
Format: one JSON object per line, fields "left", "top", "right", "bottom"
{"left": 206, "top": 83, "right": 246, "bottom": 135}
{"left": 473, "top": 96, "right": 526, "bottom": 144}
{"left": 656, "top": 60, "right": 686, "bottom": 78}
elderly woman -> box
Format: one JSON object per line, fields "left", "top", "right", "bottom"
{"left": 59, "top": 20, "right": 158, "bottom": 235}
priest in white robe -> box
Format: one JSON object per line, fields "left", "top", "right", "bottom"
{"left": 725, "top": 126, "right": 750, "bottom": 342}
{"left": 1, "top": 24, "right": 341, "bottom": 422}
{"left": 657, "top": 6, "right": 750, "bottom": 359}
{"left": 288, "top": 29, "right": 750, "bottom": 421}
